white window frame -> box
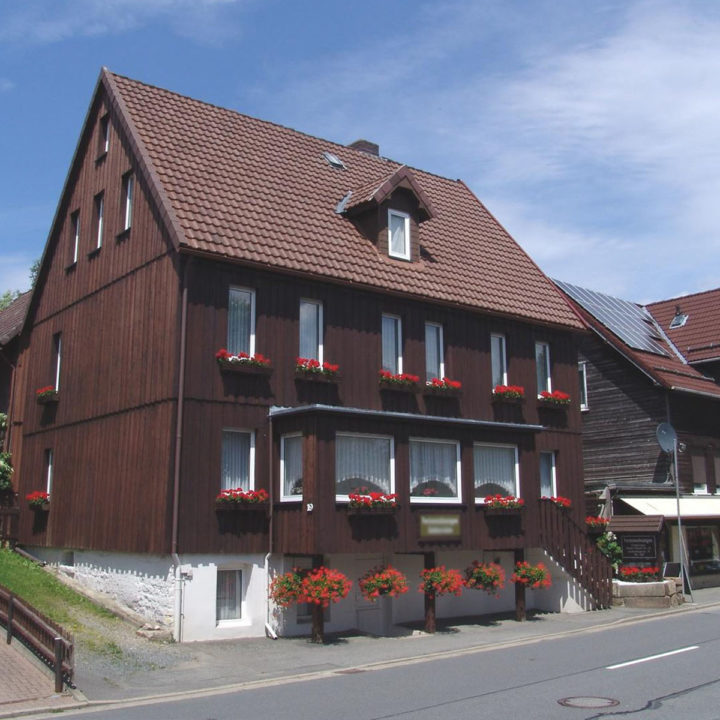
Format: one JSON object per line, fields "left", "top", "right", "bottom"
{"left": 220, "top": 429, "right": 255, "bottom": 491}
{"left": 491, "top": 333, "right": 507, "bottom": 388}
{"left": 44, "top": 448, "right": 54, "bottom": 496}
{"left": 335, "top": 432, "right": 395, "bottom": 502}
{"left": 535, "top": 341, "right": 551, "bottom": 396}
{"left": 381, "top": 313, "right": 403, "bottom": 374}
{"left": 409, "top": 437, "right": 462, "bottom": 505}
{"left": 123, "top": 172, "right": 134, "bottom": 231}
{"left": 100, "top": 114, "right": 110, "bottom": 154}
{"left": 388, "top": 209, "right": 410, "bottom": 260}
{"left": 53, "top": 333, "right": 62, "bottom": 392}
{"left": 473, "top": 442, "right": 520, "bottom": 503}
{"left": 425, "top": 322, "right": 444, "bottom": 382}
{"left": 280, "top": 433, "right": 303, "bottom": 502}
{"left": 71, "top": 211, "right": 80, "bottom": 264}
{"left": 227, "top": 286, "right": 256, "bottom": 356}
{"left": 539, "top": 451, "right": 557, "bottom": 497}
{"left": 95, "top": 193, "right": 104, "bottom": 249}
{"left": 215, "top": 566, "right": 250, "bottom": 627}
{"left": 578, "top": 361, "right": 589, "bottom": 411}
{"left": 299, "top": 298, "right": 323, "bottom": 362}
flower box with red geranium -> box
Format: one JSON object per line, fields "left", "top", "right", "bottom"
{"left": 424, "top": 377, "right": 462, "bottom": 396}
{"left": 492, "top": 385, "right": 525, "bottom": 402}
{"left": 511, "top": 561, "right": 551, "bottom": 589}
{"left": 215, "top": 487, "right": 269, "bottom": 510}
{"left": 294, "top": 358, "right": 340, "bottom": 382}
{"left": 585, "top": 515, "right": 610, "bottom": 531}
{"left": 347, "top": 492, "right": 398, "bottom": 514}
{"left": 618, "top": 565, "right": 660, "bottom": 583}
{"left": 538, "top": 390, "right": 571, "bottom": 407}
{"left": 378, "top": 370, "right": 420, "bottom": 392}
{"left": 542, "top": 495, "right": 572, "bottom": 510}
{"left": 269, "top": 569, "right": 304, "bottom": 607}
{"left": 36, "top": 386, "right": 58, "bottom": 404}
{"left": 482, "top": 494, "right": 525, "bottom": 512}
{"left": 418, "top": 566, "right": 464, "bottom": 598}
{"left": 359, "top": 566, "right": 409, "bottom": 602}
{"left": 464, "top": 561, "right": 506, "bottom": 596}
{"left": 215, "top": 348, "right": 272, "bottom": 375}
{"left": 297, "top": 566, "right": 352, "bottom": 608}
{"left": 26, "top": 490, "right": 50, "bottom": 510}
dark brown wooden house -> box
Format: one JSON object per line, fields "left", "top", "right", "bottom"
{"left": 8, "top": 69, "right": 609, "bottom": 641}
{"left": 556, "top": 281, "right": 720, "bottom": 588}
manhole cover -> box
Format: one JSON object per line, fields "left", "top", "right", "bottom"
{"left": 558, "top": 697, "right": 620, "bottom": 709}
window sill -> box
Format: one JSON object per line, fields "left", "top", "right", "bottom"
{"left": 95, "top": 151, "right": 107, "bottom": 164}
{"left": 116, "top": 228, "right": 131, "bottom": 243}
{"left": 216, "top": 618, "right": 251, "bottom": 629}
{"left": 87, "top": 247, "right": 102, "bottom": 260}
{"left": 409, "top": 498, "right": 463, "bottom": 505}
{"left": 64, "top": 261, "right": 77, "bottom": 274}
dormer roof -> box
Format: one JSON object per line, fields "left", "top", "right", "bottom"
{"left": 342, "top": 166, "right": 436, "bottom": 221}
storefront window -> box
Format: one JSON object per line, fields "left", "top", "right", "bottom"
{"left": 686, "top": 525, "right": 720, "bottom": 575}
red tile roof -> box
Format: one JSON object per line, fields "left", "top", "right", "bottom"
{"left": 647, "top": 288, "right": 720, "bottom": 365}
{"left": 557, "top": 285, "right": 720, "bottom": 399}
{"left": 105, "top": 71, "right": 583, "bottom": 331}
{"left": 0, "top": 291, "right": 31, "bottom": 346}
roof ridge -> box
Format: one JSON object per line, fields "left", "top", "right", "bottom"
{"left": 647, "top": 286, "right": 720, "bottom": 307}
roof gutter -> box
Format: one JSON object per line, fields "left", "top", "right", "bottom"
{"left": 268, "top": 403, "right": 544, "bottom": 432}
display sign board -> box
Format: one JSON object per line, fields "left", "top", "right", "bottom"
{"left": 419, "top": 514, "right": 461, "bottom": 540}
{"left": 621, "top": 534, "right": 657, "bottom": 561}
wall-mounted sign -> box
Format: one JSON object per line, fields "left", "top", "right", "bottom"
{"left": 419, "top": 514, "right": 461, "bottom": 540}
{"left": 621, "top": 534, "right": 657, "bottom": 561}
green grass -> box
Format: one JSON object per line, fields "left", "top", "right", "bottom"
{"left": 0, "top": 547, "right": 116, "bottom": 632}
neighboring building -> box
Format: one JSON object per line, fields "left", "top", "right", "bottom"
{"left": 556, "top": 280, "right": 720, "bottom": 588}
{"left": 9, "top": 69, "right": 608, "bottom": 642}
{"left": 648, "top": 289, "right": 720, "bottom": 385}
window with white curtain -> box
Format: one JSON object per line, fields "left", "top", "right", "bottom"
{"left": 474, "top": 443, "right": 519, "bottom": 500}
{"left": 221, "top": 430, "right": 254, "bottom": 490}
{"left": 388, "top": 209, "right": 410, "bottom": 260}
{"left": 425, "top": 323, "right": 444, "bottom": 382}
{"left": 335, "top": 433, "right": 393, "bottom": 498}
{"left": 535, "top": 341, "right": 551, "bottom": 394}
{"left": 410, "top": 438, "right": 460, "bottom": 502}
{"left": 216, "top": 568, "right": 244, "bottom": 623}
{"left": 491, "top": 334, "right": 507, "bottom": 388}
{"left": 539, "top": 451, "right": 556, "bottom": 497}
{"left": 382, "top": 314, "right": 402, "bottom": 374}
{"left": 281, "top": 434, "right": 303, "bottom": 500}
{"left": 299, "top": 299, "right": 323, "bottom": 361}
{"left": 94, "top": 192, "right": 104, "bottom": 249}
{"left": 227, "top": 287, "right": 255, "bottom": 356}
{"left": 122, "top": 172, "right": 134, "bottom": 231}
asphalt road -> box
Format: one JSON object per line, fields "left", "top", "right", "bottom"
{"left": 27, "top": 606, "right": 720, "bottom": 720}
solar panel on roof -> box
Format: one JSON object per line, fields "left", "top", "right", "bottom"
{"left": 555, "top": 280, "right": 669, "bottom": 357}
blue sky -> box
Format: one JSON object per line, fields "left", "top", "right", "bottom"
{"left": 1, "top": 0, "right": 719, "bottom": 304}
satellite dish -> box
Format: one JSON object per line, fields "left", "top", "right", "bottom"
{"left": 656, "top": 422, "right": 677, "bottom": 453}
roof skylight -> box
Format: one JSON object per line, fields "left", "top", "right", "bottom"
{"left": 323, "top": 151, "right": 345, "bottom": 170}
{"left": 669, "top": 306, "right": 688, "bottom": 329}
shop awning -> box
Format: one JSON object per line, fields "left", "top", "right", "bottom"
{"left": 620, "top": 496, "right": 720, "bottom": 519}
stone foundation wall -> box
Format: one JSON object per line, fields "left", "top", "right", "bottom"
{"left": 612, "top": 579, "right": 684, "bottom": 608}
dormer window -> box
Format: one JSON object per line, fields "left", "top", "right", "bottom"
{"left": 388, "top": 209, "right": 410, "bottom": 260}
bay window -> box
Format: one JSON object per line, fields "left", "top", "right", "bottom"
{"left": 474, "top": 443, "right": 519, "bottom": 500}
{"left": 410, "top": 438, "right": 460, "bottom": 502}
{"left": 281, "top": 434, "right": 303, "bottom": 501}
{"left": 335, "top": 433, "right": 393, "bottom": 499}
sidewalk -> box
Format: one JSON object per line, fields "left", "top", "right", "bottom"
{"left": 3, "top": 586, "right": 720, "bottom": 718}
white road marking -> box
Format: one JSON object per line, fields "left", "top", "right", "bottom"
{"left": 607, "top": 645, "right": 699, "bottom": 670}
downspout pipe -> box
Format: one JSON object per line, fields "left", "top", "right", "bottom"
{"left": 265, "top": 410, "right": 277, "bottom": 639}
{"left": 171, "top": 256, "right": 191, "bottom": 642}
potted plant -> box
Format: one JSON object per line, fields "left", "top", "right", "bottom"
{"left": 596, "top": 531, "right": 623, "bottom": 573}
{"left": 424, "top": 377, "right": 462, "bottom": 395}
{"left": 215, "top": 487, "right": 269, "bottom": 509}
{"left": 358, "top": 566, "right": 409, "bottom": 602}
{"left": 295, "top": 357, "right": 339, "bottom": 381}
{"left": 215, "top": 348, "right": 272, "bottom": 374}
{"left": 542, "top": 495, "right": 572, "bottom": 509}
{"left": 418, "top": 565, "right": 463, "bottom": 633}
{"left": 36, "top": 386, "right": 59, "bottom": 404}
{"left": 347, "top": 491, "right": 398, "bottom": 513}
{"left": 585, "top": 516, "right": 609, "bottom": 533}
{"left": 492, "top": 385, "right": 525, "bottom": 401}
{"left": 26, "top": 490, "right": 50, "bottom": 510}
{"left": 378, "top": 370, "right": 420, "bottom": 391}
{"left": 464, "top": 561, "right": 505, "bottom": 596}
{"left": 269, "top": 568, "right": 304, "bottom": 607}
{"left": 618, "top": 565, "right": 660, "bottom": 583}
{"left": 538, "top": 390, "right": 571, "bottom": 407}
{"left": 510, "top": 561, "right": 551, "bottom": 589}
{"left": 483, "top": 494, "right": 525, "bottom": 512}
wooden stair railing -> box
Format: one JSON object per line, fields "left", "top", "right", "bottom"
{"left": 537, "top": 500, "right": 613, "bottom": 609}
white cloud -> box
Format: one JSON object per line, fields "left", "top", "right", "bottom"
{"left": 0, "top": 0, "right": 247, "bottom": 45}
